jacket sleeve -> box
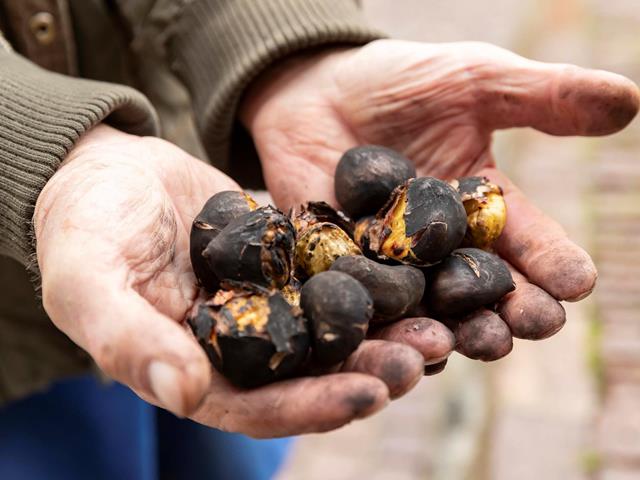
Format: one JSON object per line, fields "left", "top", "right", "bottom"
{"left": 144, "top": 0, "right": 383, "bottom": 171}
{"left": 0, "top": 32, "right": 159, "bottom": 271}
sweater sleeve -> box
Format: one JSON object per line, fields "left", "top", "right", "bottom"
{"left": 0, "top": 41, "right": 159, "bottom": 270}
{"left": 161, "top": 0, "right": 383, "bottom": 169}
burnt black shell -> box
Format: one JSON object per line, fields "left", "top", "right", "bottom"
{"left": 188, "top": 291, "right": 309, "bottom": 388}
{"left": 330, "top": 255, "right": 425, "bottom": 323}
{"left": 401, "top": 177, "right": 467, "bottom": 265}
{"left": 424, "top": 248, "right": 515, "bottom": 317}
{"left": 296, "top": 201, "right": 355, "bottom": 237}
{"left": 190, "top": 191, "right": 255, "bottom": 292}
{"left": 203, "top": 207, "right": 295, "bottom": 289}
{"left": 335, "top": 145, "right": 416, "bottom": 219}
{"left": 456, "top": 176, "right": 488, "bottom": 197}
{"left": 300, "top": 271, "right": 373, "bottom": 366}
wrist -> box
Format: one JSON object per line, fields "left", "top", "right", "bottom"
{"left": 238, "top": 47, "right": 354, "bottom": 134}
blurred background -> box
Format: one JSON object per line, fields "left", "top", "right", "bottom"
{"left": 277, "top": 1, "right": 640, "bottom": 479}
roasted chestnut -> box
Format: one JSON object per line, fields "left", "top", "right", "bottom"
{"left": 188, "top": 284, "right": 309, "bottom": 388}
{"left": 451, "top": 176, "right": 506, "bottom": 250}
{"left": 335, "top": 145, "right": 416, "bottom": 218}
{"left": 368, "top": 177, "right": 467, "bottom": 266}
{"left": 424, "top": 248, "right": 515, "bottom": 318}
{"left": 292, "top": 201, "right": 355, "bottom": 238}
{"left": 203, "top": 206, "right": 295, "bottom": 289}
{"left": 300, "top": 271, "right": 373, "bottom": 366}
{"left": 190, "top": 191, "right": 257, "bottom": 292}
{"left": 293, "top": 203, "right": 361, "bottom": 278}
{"left": 330, "top": 255, "right": 425, "bottom": 323}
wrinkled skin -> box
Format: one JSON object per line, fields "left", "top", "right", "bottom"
{"left": 35, "top": 39, "right": 640, "bottom": 438}
{"left": 241, "top": 39, "right": 639, "bottom": 320}
{"left": 34, "top": 126, "right": 424, "bottom": 438}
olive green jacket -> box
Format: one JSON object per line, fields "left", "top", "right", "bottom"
{"left": 0, "top": 0, "right": 380, "bottom": 405}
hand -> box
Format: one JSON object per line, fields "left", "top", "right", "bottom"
{"left": 33, "top": 125, "right": 434, "bottom": 438}
{"left": 241, "top": 39, "right": 640, "bottom": 332}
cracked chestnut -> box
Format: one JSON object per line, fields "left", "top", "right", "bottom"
{"left": 292, "top": 203, "right": 361, "bottom": 278}
{"left": 451, "top": 176, "right": 506, "bottom": 250}
{"left": 368, "top": 177, "right": 467, "bottom": 266}
{"left": 203, "top": 206, "right": 295, "bottom": 289}
{"left": 188, "top": 284, "right": 309, "bottom": 388}
{"left": 190, "top": 191, "right": 257, "bottom": 292}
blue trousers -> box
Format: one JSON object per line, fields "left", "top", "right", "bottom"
{"left": 0, "top": 375, "right": 292, "bottom": 480}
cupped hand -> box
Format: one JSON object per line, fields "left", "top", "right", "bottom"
{"left": 33, "top": 125, "right": 435, "bottom": 438}
{"left": 241, "top": 39, "right": 640, "bottom": 334}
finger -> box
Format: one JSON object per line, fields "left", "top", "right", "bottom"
{"left": 370, "top": 317, "right": 455, "bottom": 365}
{"left": 498, "top": 264, "right": 566, "bottom": 340}
{"left": 41, "top": 254, "right": 211, "bottom": 417}
{"left": 477, "top": 167, "right": 597, "bottom": 301}
{"left": 341, "top": 340, "right": 423, "bottom": 399}
{"left": 193, "top": 370, "right": 389, "bottom": 438}
{"left": 452, "top": 309, "right": 513, "bottom": 361}
{"left": 468, "top": 42, "right": 640, "bottom": 135}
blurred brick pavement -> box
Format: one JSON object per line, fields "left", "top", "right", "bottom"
{"left": 278, "top": 1, "right": 640, "bottom": 479}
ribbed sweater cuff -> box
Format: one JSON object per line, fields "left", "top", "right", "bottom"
{"left": 0, "top": 51, "right": 159, "bottom": 269}
{"left": 167, "top": 0, "right": 383, "bottom": 169}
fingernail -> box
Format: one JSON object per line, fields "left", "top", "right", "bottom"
{"left": 149, "top": 361, "right": 185, "bottom": 416}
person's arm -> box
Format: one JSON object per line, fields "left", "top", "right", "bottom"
{"left": 0, "top": 31, "right": 159, "bottom": 271}
{"left": 129, "top": 0, "right": 383, "bottom": 170}
{"left": 0, "top": 29, "right": 159, "bottom": 405}
{"left": 1, "top": 16, "right": 433, "bottom": 427}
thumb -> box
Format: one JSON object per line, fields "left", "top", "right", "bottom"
{"left": 467, "top": 42, "right": 640, "bottom": 135}
{"left": 41, "top": 252, "right": 211, "bottom": 416}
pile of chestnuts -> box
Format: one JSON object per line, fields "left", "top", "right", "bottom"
{"left": 187, "top": 144, "right": 556, "bottom": 389}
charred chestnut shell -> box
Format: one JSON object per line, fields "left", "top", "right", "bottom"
{"left": 188, "top": 285, "right": 309, "bottom": 388}
{"left": 190, "top": 191, "right": 257, "bottom": 292}
{"left": 292, "top": 201, "right": 355, "bottom": 238}
{"left": 203, "top": 206, "right": 295, "bottom": 289}
{"left": 300, "top": 271, "right": 373, "bottom": 366}
{"left": 451, "top": 176, "right": 506, "bottom": 250}
{"left": 335, "top": 145, "right": 416, "bottom": 219}
{"left": 424, "top": 248, "right": 515, "bottom": 318}
{"left": 330, "top": 255, "right": 425, "bottom": 323}
{"left": 368, "top": 177, "right": 467, "bottom": 266}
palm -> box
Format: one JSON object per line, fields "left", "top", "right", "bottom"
{"left": 245, "top": 39, "right": 639, "bottom": 306}
{"left": 35, "top": 126, "right": 432, "bottom": 438}
{"left": 247, "top": 40, "right": 637, "bottom": 211}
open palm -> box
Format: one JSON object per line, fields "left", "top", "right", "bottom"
{"left": 34, "top": 125, "right": 435, "bottom": 438}
{"left": 243, "top": 39, "right": 639, "bottom": 308}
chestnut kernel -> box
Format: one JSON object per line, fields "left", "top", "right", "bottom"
{"left": 451, "top": 176, "right": 506, "bottom": 250}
